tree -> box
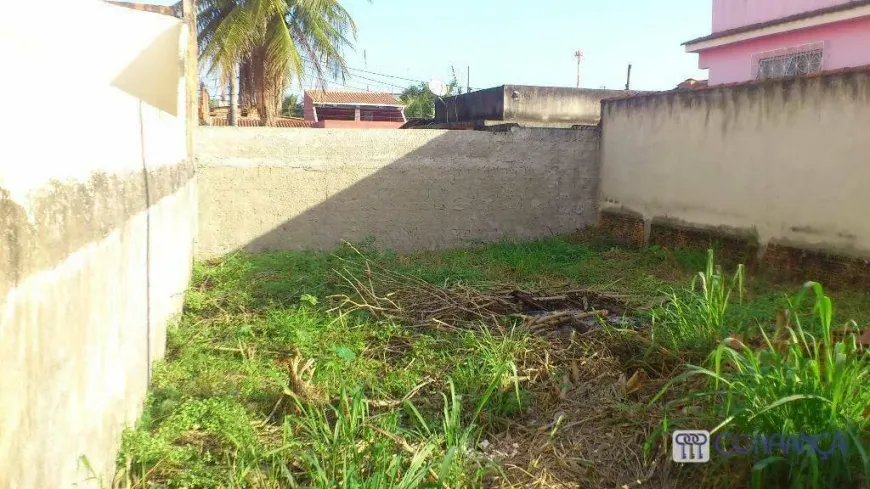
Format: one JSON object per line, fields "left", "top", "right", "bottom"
{"left": 399, "top": 72, "right": 461, "bottom": 120}
{"left": 198, "top": 0, "right": 358, "bottom": 126}
{"left": 399, "top": 83, "right": 434, "bottom": 119}
{"left": 281, "top": 94, "right": 303, "bottom": 117}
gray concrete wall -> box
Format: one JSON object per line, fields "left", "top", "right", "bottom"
{"left": 600, "top": 68, "right": 870, "bottom": 258}
{"left": 436, "top": 85, "right": 649, "bottom": 125}
{"left": 503, "top": 86, "right": 644, "bottom": 124}
{"left": 196, "top": 127, "right": 599, "bottom": 258}
{"left": 434, "top": 86, "right": 504, "bottom": 123}
{"left": 0, "top": 3, "right": 195, "bottom": 487}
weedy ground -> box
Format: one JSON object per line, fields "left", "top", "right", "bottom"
{"left": 114, "top": 231, "right": 870, "bottom": 489}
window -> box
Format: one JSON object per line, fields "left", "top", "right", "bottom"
{"left": 754, "top": 44, "right": 824, "bottom": 80}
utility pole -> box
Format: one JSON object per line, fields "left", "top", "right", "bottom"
{"left": 574, "top": 50, "right": 584, "bottom": 88}
{"left": 625, "top": 63, "right": 632, "bottom": 90}
{"left": 466, "top": 66, "right": 470, "bottom": 93}
{"left": 181, "top": 0, "right": 197, "bottom": 150}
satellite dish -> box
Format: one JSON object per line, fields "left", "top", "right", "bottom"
{"left": 428, "top": 79, "right": 448, "bottom": 97}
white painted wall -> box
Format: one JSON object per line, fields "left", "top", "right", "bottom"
{"left": 0, "top": 2, "right": 195, "bottom": 487}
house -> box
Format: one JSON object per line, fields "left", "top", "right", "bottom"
{"left": 684, "top": 0, "right": 870, "bottom": 85}
{"left": 303, "top": 90, "right": 406, "bottom": 128}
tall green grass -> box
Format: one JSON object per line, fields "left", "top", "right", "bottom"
{"left": 125, "top": 239, "right": 870, "bottom": 488}
{"left": 655, "top": 282, "right": 870, "bottom": 488}
{"left": 651, "top": 249, "right": 745, "bottom": 353}
{"left": 283, "top": 386, "right": 447, "bottom": 489}
{"left": 281, "top": 364, "right": 516, "bottom": 488}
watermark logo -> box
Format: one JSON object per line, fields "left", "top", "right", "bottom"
{"left": 672, "top": 431, "right": 849, "bottom": 463}
{"left": 715, "top": 432, "right": 848, "bottom": 461}
{"left": 673, "top": 430, "right": 710, "bottom": 463}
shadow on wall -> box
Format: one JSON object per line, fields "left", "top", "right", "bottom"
{"left": 111, "top": 21, "right": 183, "bottom": 115}
{"left": 195, "top": 127, "right": 601, "bottom": 258}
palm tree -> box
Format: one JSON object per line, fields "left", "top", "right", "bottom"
{"left": 197, "top": 0, "right": 357, "bottom": 126}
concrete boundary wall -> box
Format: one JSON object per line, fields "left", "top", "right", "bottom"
{"left": 435, "top": 85, "right": 649, "bottom": 125}
{"left": 599, "top": 68, "right": 870, "bottom": 285}
{"left": 195, "top": 127, "right": 600, "bottom": 258}
{"left": 0, "top": 3, "right": 195, "bottom": 487}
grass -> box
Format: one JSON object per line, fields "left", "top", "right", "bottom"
{"left": 650, "top": 249, "right": 745, "bottom": 354}
{"left": 117, "top": 233, "right": 870, "bottom": 488}
{"left": 653, "top": 284, "right": 870, "bottom": 489}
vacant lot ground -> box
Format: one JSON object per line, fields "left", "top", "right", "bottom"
{"left": 117, "top": 232, "right": 870, "bottom": 489}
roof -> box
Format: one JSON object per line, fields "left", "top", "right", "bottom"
{"left": 676, "top": 78, "right": 709, "bottom": 90}
{"left": 210, "top": 117, "right": 315, "bottom": 128}
{"left": 683, "top": 0, "right": 870, "bottom": 47}
{"left": 305, "top": 90, "right": 403, "bottom": 106}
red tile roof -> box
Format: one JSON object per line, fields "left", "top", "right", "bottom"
{"left": 274, "top": 118, "right": 316, "bottom": 128}
{"left": 305, "top": 90, "right": 403, "bottom": 106}
{"left": 683, "top": 0, "right": 870, "bottom": 47}
{"left": 209, "top": 117, "right": 315, "bottom": 128}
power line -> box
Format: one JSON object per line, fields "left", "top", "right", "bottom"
{"left": 204, "top": 61, "right": 426, "bottom": 102}
{"left": 343, "top": 72, "right": 407, "bottom": 91}
{"left": 345, "top": 65, "right": 425, "bottom": 84}
{"left": 301, "top": 55, "right": 426, "bottom": 85}
{"left": 205, "top": 56, "right": 429, "bottom": 95}
{"left": 298, "top": 70, "right": 375, "bottom": 92}
{"left": 349, "top": 74, "right": 409, "bottom": 91}
{"left": 300, "top": 59, "right": 407, "bottom": 91}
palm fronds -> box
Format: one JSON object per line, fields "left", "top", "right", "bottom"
{"left": 198, "top": 0, "right": 358, "bottom": 125}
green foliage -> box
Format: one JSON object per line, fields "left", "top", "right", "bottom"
{"left": 280, "top": 361, "right": 512, "bottom": 489}
{"left": 399, "top": 83, "right": 435, "bottom": 119}
{"left": 653, "top": 282, "right": 870, "bottom": 488}
{"left": 651, "top": 249, "right": 745, "bottom": 353}
{"left": 118, "top": 241, "right": 537, "bottom": 487}
{"left": 399, "top": 73, "right": 461, "bottom": 119}
{"left": 281, "top": 94, "right": 303, "bottom": 117}
{"left": 197, "top": 0, "right": 359, "bottom": 125}
{"left": 286, "top": 386, "right": 450, "bottom": 488}
{"left": 119, "top": 398, "right": 267, "bottom": 488}
{"left": 120, "top": 236, "right": 870, "bottom": 488}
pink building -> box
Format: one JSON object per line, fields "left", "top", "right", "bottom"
{"left": 684, "top": 0, "right": 870, "bottom": 85}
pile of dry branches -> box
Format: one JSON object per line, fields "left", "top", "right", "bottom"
{"left": 328, "top": 250, "right": 651, "bottom": 337}
{"left": 329, "top": 257, "right": 520, "bottom": 330}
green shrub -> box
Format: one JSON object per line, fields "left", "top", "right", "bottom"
{"left": 651, "top": 249, "right": 744, "bottom": 353}
{"left": 283, "top": 370, "right": 512, "bottom": 489}
{"left": 655, "top": 282, "right": 870, "bottom": 488}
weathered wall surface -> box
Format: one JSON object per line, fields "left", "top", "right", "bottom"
{"left": 435, "top": 85, "right": 647, "bottom": 125}
{"left": 0, "top": 3, "right": 195, "bottom": 488}
{"left": 600, "top": 69, "right": 870, "bottom": 266}
{"left": 196, "top": 127, "right": 599, "bottom": 258}
{"left": 502, "top": 86, "right": 645, "bottom": 125}
{"left": 435, "top": 86, "right": 505, "bottom": 123}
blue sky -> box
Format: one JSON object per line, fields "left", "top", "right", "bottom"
{"left": 158, "top": 0, "right": 713, "bottom": 94}
{"left": 334, "top": 0, "right": 712, "bottom": 92}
